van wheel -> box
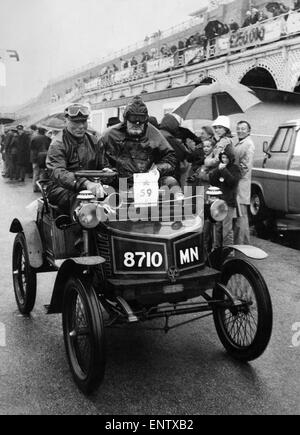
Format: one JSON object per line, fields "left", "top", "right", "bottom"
{"left": 249, "top": 189, "right": 267, "bottom": 224}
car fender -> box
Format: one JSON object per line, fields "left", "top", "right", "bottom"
{"left": 9, "top": 218, "right": 43, "bottom": 268}
{"left": 47, "top": 257, "right": 105, "bottom": 314}
{"left": 208, "top": 245, "right": 268, "bottom": 270}
{"left": 229, "top": 245, "right": 268, "bottom": 260}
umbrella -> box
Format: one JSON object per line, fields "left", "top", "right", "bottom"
{"left": 37, "top": 112, "right": 100, "bottom": 138}
{"left": 0, "top": 116, "right": 16, "bottom": 125}
{"left": 173, "top": 81, "right": 261, "bottom": 120}
{"left": 38, "top": 112, "right": 65, "bottom": 130}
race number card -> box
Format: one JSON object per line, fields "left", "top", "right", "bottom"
{"left": 133, "top": 171, "right": 159, "bottom": 207}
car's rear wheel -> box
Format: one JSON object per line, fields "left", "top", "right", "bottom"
{"left": 213, "top": 259, "right": 273, "bottom": 362}
{"left": 62, "top": 277, "right": 105, "bottom": 395}
{"left": 12, "top": 233, "right": 37, "bottom": 314}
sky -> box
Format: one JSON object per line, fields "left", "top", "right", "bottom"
{"left": 0, "top": 0, "right": 207, "bottom": 109}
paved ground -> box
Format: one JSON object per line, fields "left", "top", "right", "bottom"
{"left": 0, "top": 173, "right": 299, "bottom": 415}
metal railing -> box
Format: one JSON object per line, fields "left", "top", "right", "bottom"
{"left": 48, "top": 16, "right": 202, "bottom": 84}
{"left": 78, "top": 10, "right": 300, "bottom": 95}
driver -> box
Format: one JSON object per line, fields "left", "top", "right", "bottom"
{"left": 46, "top": 104, "right": 105, "bottom": 214}
{"left": 99, "top": 96, "right": 178, "bottom": 191}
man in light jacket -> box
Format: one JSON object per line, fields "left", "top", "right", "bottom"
{"left": 233, "top": 121, "right": 255, "bottom": 244}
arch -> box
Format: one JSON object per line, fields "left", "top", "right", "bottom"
{"left": 239, "top": 63, "right": 278, "bottom": 89}
{"left": 293, "top": 76, "right": 300, "bottom": 93}
{"left": 199, "top": 76, "right": 215, "bottom": 84}
{"left": 240, "top": 66, "right": 277, "bottom": 89}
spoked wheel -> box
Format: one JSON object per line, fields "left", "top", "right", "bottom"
{"left": 12, "top": 233, "right": 37, "bottom": 314}
{"left": 213, "top": 258, "right": 273, "bottom": 362}
{"left": 62, "top": 277, "right": 105, "bottom": 395}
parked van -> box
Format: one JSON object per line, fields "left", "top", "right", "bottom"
{"left": 250, "top": 119, "right": 300, "bottom": 223}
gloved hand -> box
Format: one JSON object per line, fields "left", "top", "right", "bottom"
{"left": 148, "top": 165, "right": 160, "bottom": 180}
{"left": 84, "top": 181, "right": 106, "bottom": 199}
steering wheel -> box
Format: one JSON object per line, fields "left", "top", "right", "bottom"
{"left": 74, "top": 170, "right": 118, "bottom": 181}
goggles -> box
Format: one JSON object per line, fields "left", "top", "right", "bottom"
{"left": 126, "top": 114, "right": 148, "bottom": 125}
{"left": 64, "top": 105, "right": 90, "bottom": 118}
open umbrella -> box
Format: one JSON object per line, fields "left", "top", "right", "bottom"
{"left": 173, "top": 81, "right": 261, "bottom": 120}
{"left": 38, "top": 112, "right": 66, "bottom": 130}
{"left": 37, "top": 112, "right": 100, "bottom": 138}
{"left": 0, "top": 115, "right": 16, "bottom": 125}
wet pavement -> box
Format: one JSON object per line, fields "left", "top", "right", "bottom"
{"left": 0, "top": 171, "right": 299, "bottom": 415}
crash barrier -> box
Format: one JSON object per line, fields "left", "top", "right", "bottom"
{"left": 79, "top": 11, "right": 300, "bottom": 93}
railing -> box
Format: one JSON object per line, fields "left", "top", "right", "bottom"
{"left": 48, "top": 16, "right": 203, "bottom": 84}
{"left": 77, "top": 10, "right": 300, "bottom": 96}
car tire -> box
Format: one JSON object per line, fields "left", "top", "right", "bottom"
{"left": 62, "top": 276, "right": 106, "bottom": 395}
{"left": 213, "top": 258, "right": 273, "bottom": 362}
{"left": 12, "top": 232, "right": 37, "bottom": 315}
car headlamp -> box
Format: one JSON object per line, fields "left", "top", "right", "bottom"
{"left": 77, "top": 203, "right": 100, "bottom": 228}
{"left": 210, "top": 199, "right": 228, "bottom": 222}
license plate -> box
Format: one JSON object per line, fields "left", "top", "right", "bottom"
{"left": 163, "top": 284, "right": 184, "bottom": 294}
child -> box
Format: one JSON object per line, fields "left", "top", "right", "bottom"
{"left": 209, "top": 148, "right": 241, "bottom": 247}
{"left": 187, "top": 139, "right": 215, "bottom": 188}
{"left": 187, "top": 139, "right": 216, "bottom": 252}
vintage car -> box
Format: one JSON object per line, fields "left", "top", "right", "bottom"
{"left": 10, "top": 170, "right": 273, "bottom": 394}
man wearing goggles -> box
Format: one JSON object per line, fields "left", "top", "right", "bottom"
{"left": 46, "top": 104, "right": 104, "bottom": 214}
{"left": 100, "top": 96, "right": 177, "bottom": 186}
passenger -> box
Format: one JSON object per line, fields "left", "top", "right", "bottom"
{"left": 233, "top": 120, "right": 255, "bottom": 245}
{"left": 46, "top": 104, "right": 104, "bottom": 214}
{"left": 159, "top": 113, "right": 190, "bottom": 185}
{"left": 100, "top": 96, "right": 178, "bottom": 194}
{"left": 209, "top": 148, "right": 241, "bottom": 247}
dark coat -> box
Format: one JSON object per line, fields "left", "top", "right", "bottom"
{"left": 16, "top": 132, "right": 30, "bottom": 166}
{"left": 160, "top": 114, "right": 190, "bottom": 182}
{"left": 46, "top": 129, "right": 101, "bottom": 194}
{"left": 209, "top": 154, "right": 241, "bottom": 208}
{"left": 100, "top": 122, "right": 176, "bottom": 184}
{"left": 30, "top": 133, "right": 51, "bottom": 164}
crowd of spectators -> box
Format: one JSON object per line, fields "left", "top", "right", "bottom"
{"left": 51, "top": 2, "right": 298, "bottom": 102}
{"left": 1, "top": 124, "right": 54, "bottom": 191}
{"left": 90, "top": 3, "right": 294, "bottom": 80}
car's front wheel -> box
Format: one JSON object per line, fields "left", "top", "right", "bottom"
{"left": 12, "top": 233, "right": 37, "bottom": 314}
{"left": 213, "top": 258, "right": 273, "bottom": 362}
{"left": 62, "top": 276, "right": 105, "bottom": 395}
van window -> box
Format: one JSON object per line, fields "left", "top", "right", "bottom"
{"left": 271, "top": 127, "right": 293, "bottom": 153}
